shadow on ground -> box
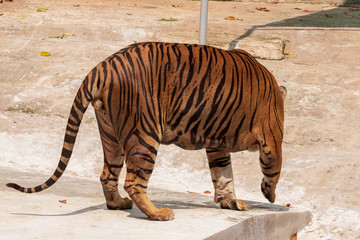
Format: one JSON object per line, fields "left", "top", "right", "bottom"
{"left": 8, "top": 188, "right": 289, "bottom": 219}
{"left": 229, "top": 1, "right": 360, "bottom": 49}
{"left": 10, "top": 204, "right": 107, "bottom": 217}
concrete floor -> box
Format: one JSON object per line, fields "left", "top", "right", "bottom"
{"left": 1, "top": 0, "right": 359, "bottom": 239}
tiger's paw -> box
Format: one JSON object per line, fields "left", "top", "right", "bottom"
{"left": 106, "top": 197, "right": 133, "bottom": 210}
{"left": 148, "top": 208, "right": 174, "bottom": 221}
{"left": 220, "top": 199, "right": 248, "bottom": 211}
{"left": 261, "top": 178, "right": 276, "bottom": 203}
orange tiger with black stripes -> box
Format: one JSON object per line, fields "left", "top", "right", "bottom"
{"left": 7, "top": 42, "right": 287, "bottom": 221}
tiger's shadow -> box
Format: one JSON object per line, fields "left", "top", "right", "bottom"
{"left": 148, "top": 188, "right": 289, "bottom": 211}
{"left": 126, "top": 200, "right": 289, "bottom": 220}
{"left": 125, "top": 189, "right": 290, "bottom": 220}
{"left": 153, "top": 199, "right": 289, "bottom": 212}
{"left": 10, "top": 189, "right": 289, "bottom": 219}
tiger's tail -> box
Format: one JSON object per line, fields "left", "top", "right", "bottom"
{"left": 6, "top": 68, "right": 100, "bottom": 193}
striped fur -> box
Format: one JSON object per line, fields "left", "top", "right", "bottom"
{"left": 7, "top": 42, "right": 286, "bottom": 221}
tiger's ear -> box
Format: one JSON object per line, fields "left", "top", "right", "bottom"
{"left": 279, "top": 86, "right": 287, "bottom": 100}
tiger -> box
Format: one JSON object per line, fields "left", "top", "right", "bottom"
{"left": 7, "top": 42, "right": 287, "bottom": 221}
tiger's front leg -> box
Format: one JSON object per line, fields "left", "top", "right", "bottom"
{"left": 259, "top": 139, "right": 283, "bottom": 204}
{"left": 124, "top": 133, "right": 174, "bottom": 221}
{"left": 206, "top": 149, "right": 248, "bottom": 211}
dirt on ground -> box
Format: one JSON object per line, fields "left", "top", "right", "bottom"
{"left": 0, "top": 0, "right": 359, "bottom": 239}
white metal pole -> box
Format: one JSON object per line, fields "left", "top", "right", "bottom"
{"left": 199, "top": 0, "right": 208, "bottom": 45}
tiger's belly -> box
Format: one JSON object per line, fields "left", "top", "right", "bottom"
{"left": 160, "top": 125, "right": 257, "bottom": 152}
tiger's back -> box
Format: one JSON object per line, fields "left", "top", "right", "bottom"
{"left": 7, "top": 42, "right": 287, "bottom": 221}
{"left": 102, "top": 43, "right": 284, "bottom": 151}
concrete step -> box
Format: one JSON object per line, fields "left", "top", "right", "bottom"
{"left": 1, "top": 167, "right": 311, "bottom": 240}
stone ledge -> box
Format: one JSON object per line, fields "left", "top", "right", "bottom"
{"left": 231, "top": 35, "right": 285, "bottom": 60}
{"left": 206, "top": 205, "right": 312, "bottom": 240}
{"left": 206, "top": 34, "right": 286, "bottom": 61}
{"left": 1, "top": 167, "right": 311, "bottom": 240}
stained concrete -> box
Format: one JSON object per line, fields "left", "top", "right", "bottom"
{"left": 1, "top": 167, "right": 311, "bottom": 240}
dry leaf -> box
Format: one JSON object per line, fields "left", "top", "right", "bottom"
{"left": 311, "top": 2, "right": 320, "bottom": 5}
{"left": 247, "top": 10, "right": 255, "bottom": 13}
{"left": 5, "top": 0, "right": 13, "bottom": 2}
{"left": 224, "top": 16, "right": 243, "bottom": 21}
{"left": 49, "top": 33, "right": 75, "bottom": 39}
{"left": 73, "top": 4, "right": 80, "bottom": 7}
{"left": 59, "top": 199, "right": 67, "bottom": 204}
{"left": 294, "top": 7, "right": 302, "bottom": 10}
{"left": 283, "top": 50, "right": 293, "bottom": 55}
{"left": 36, "top": 7, "right": 48, "bottom": 12}
{"left": 187, "top": 191, "right": 201, "bottom": 195}
{"left": 172, "top": 4, "right": 183, "bottom": 8}
{"left": 329, "top": 2, "right": 337, "bottom": 6}
{"left": 224, "top": 16, "right": 236, "bottom": 20}
{"left": 267, "top": 1, "right": 278, "bottom": 4}
{"left": 63, "top": 33, "right": 75, "bottom": 36}
{"left": 256, "top": 7, "right": 269, "bottom": 12}
{"left": 303, "top": 9, "right": 315, "bottom": 13}
{"left": 325, "top": 14, "right": 333, "bottom": 18}
{"left": 0, "top": 13, "right": 3, "bottom": 16}
{"left": 204, "top": 191, "right": 211, "bottom": 194}
{"left": 40, "top": 51, "right": 51, "bottom": 56}
{"left": 159, "top": 18, "right": 177, "bottom": 21}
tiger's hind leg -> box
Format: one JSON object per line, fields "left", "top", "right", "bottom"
{"left": 206, "top": 149, "right": 248, "bottom": 211}
{"left": 96, "top": 111, "right": 132, "bottom": 210}
{"left": 124, "top": 133, "right": 174, "bottom": 221}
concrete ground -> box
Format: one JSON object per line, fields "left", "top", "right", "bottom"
{"left": 1, "top": 0, "right": 359, "bottom": 239}
{"left": 1, "top": 167, "right": 312, "bottom": 240}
